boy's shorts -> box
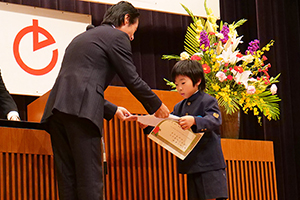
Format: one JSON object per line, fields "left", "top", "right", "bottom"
{"left": 187, "top": 169, "right": 228, "bottom": 200}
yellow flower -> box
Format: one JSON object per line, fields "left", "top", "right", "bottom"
{"left": 253, "top": 107, "right": 259, "bottom": 115}
{"left": 212, "top": 64, "right": 219, "bottom": 72}
{"left": 196, "top": 20, "right": 203, "bottom": 31}
{"left": 212, "top": 83, "right": 220, "bottom": 91}
{"left": 207, "top": 14, "right": 218, "bottom": 24}
{"left": 228, "top": 24, "right": 238, "bottom": 37}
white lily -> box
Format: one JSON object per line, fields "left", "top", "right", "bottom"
{"left": 217, "top": 48, "right": 239, "bottom": 64}
{"left": 231, "top": 35, "right": 243, "bottom": 52}
{"left": 224, "top": 35, "right": 243, "bottom": 53}
{"left": 205, "top": 21, "right": 215, "bottom": 33}
{"left": 224, "top": 38, "right": 232, "bottom": 51}
{"left": 216, "top": 41, "right": 223, "bottom": 55}
{"left": 241, "top": 54, "right": 254, "bottom": 63}
{"left": 215, "top": 32, "right": 224, "bottom": 39}
{"left": 231, "top": 69, "right": 252, "bottom": 89}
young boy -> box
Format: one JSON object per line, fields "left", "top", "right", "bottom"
{"left": 143, "top": 60, "right": 228, "bottom": 200}
{"left": 171, "top": 60, "right": 228, "bottom": 200}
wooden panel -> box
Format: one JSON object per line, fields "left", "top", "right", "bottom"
{"left": 224, "top": 157, "right": 277, "bottom": 200}
{"left": 221, "top": 138, "right": 275, "bottom": 161}
{"left": 27, "top": 86, "right": 183, "bottom": 122}
{"left": 0, "top": 152, "right": 58, "bottom": 200}
{"left": 103, "top": 116, "right": 187, "bottom": 200}
{"left": 0, "top": 127, "right": 52, "bottom": 155}
{"left": 21, "top": 86, "right": 279, "bottom": 200}
{"left": 27, "top": 90, "right": 51, "bottom": 122}
{"left": 0, "top": 124, "right": 277, "bottom": 200}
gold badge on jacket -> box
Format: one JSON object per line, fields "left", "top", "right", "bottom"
{"left": 213, "top": 113, "right": 219, "bottom": 119}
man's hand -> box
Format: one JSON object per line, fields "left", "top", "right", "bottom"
{"left": 154, "top": 103, "right": 170, "bottom": 118}
{"left": 115, "top": 107, "right": 137, "bottom": 121}
{"left": 9, "top": 115, "right": 20, "bottom": 121}
{"left": 178, "top": 116, "right": 195, "bottom": 130}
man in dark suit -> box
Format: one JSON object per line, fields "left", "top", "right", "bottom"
{"left": 41, "top": 1, "right": 169, "bottom": 200}
{"left": 0, "top": 70, "right": 20, "bottom": 121}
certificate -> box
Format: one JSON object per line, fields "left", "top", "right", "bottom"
{"left": 144, "top": 118, "right": 204, "bottom": 160}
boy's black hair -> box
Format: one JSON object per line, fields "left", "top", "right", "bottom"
{"left": 171, "top": 60, "right": 206, "bottom": 91}
{"left": 101, "top": 1, "right": 140, "bottom": 27}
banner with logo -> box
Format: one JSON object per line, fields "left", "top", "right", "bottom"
{"left": 0, "top": 2, "right": 91, "bottom": 96}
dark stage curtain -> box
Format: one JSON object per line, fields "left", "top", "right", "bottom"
{"left": 3, "top": 0, "right": 299, "bottom": 199}
{"left": 221, "top": 0, "right": 300, "bottom": 199}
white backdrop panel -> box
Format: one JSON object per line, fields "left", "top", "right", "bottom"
{"left": 0, "top": 2, "right": 91, "bottom": 96}
{"left": 82, "top": 0, "right": 220, "bottom": 18}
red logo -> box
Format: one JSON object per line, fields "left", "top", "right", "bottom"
{"left": 13, "top": 19, "right": 58, "bottom": 76}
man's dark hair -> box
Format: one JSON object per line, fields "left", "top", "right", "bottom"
{"left": 101, "top": 1, "right": 140, "bottom": 27}
{"left": 171, "top": 60, "right": 206, "bottom": 91}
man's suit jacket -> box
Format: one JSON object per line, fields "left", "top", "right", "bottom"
{"left": 41, "top": 24, "right": 162, "bottom": 131}
{"left": 172, "top": 91, "right": 226, "bottom": 174}
{"left": 0, "top": 72, "right": 18, "bottom": 119}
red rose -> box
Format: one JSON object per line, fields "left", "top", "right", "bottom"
{"left": 236, "top": 52, "right": 243, "bottom": 58}
{"left": 202, "top": 64, "right": 211, "bottom": 73}
{"left": 227, "top": 75, "right": 233, "bottom": 80}
{"left": 191, "top": 55, "right": 202, "bottom": 61}
{"left": 262, "top": 55, "right": 268, "bottom": 61}
{"left": 234, "top": 66, "right": 244, "bottom": 73}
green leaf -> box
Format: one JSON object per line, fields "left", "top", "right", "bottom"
{"left": 161, "top": 55, "right": 181, "bottom": 60}
{"left": 181, "top": 4, "right": 196, "bottom": 23}
{"left": 163, "top": 78, "right": 176, "bottom": 89}
{"left": 204, "top": 0, "right": 211, "bottom": 15}
{"left": 232, "top": 19, "right": 247, "bottom": 29}
{"left": 183, "top": 23, "right": 199, "bottom": 56}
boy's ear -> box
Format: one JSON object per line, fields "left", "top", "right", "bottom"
{"left": 196, "top": 79, "right": 201, "bottom": 87}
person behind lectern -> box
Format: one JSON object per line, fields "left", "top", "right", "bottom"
{"left": 0, "top": 70, "right": 20, "bottom": 121}
{"left": 41, "top": 1, "right": 169, "bottom": 200}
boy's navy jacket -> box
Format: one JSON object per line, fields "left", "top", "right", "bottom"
{"left": 174, "top": 91, "right": 226, "bottom": 174}
{"left": 145, "top": 91, "right": 226, "bottom": 174}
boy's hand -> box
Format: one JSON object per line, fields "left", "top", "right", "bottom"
{"left": 178, "top": 116, "right": 195, "bottom": 130}
{"left": 138, "top": 122, "right": 148, "bottom": 129}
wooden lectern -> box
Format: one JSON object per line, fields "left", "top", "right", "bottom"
{"left": 0, "top": 86, "right": 278, "bottom": 200}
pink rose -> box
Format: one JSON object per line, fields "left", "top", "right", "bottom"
{"left": 216, "top": 71, "right": 227, "bottom": 82}
{"left": 247, "top": 85, "right": 256, "bottom": 94}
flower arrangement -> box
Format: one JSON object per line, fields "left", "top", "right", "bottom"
{"left": 163, "top": 1, "right": 280, "bottom": 123}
